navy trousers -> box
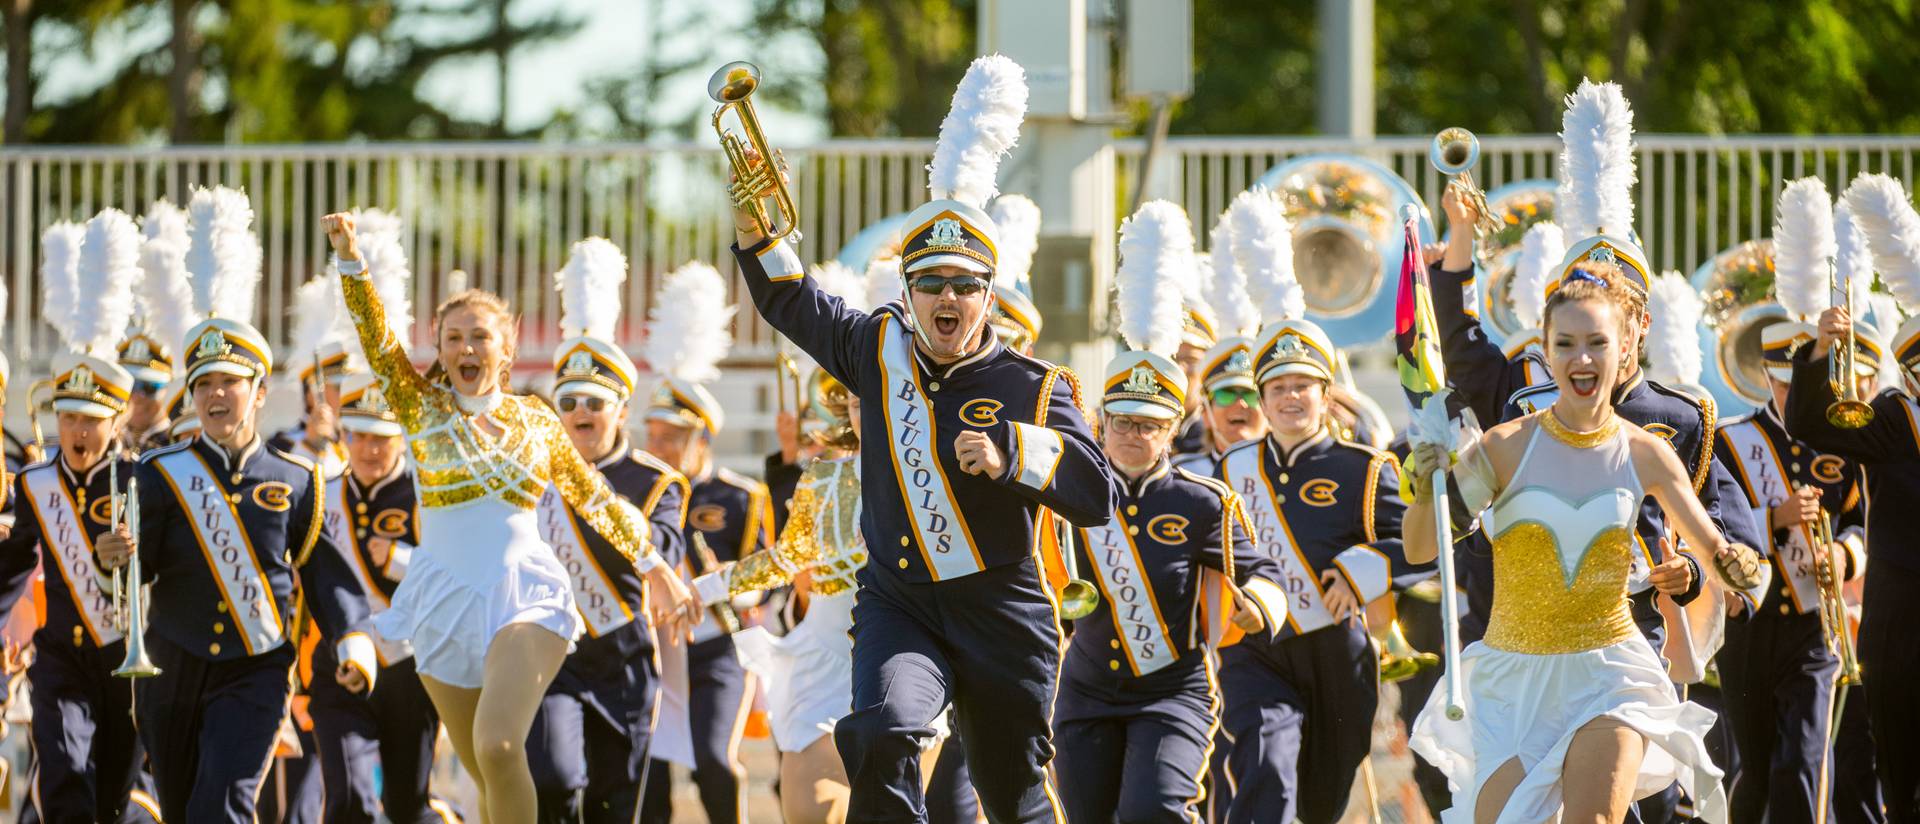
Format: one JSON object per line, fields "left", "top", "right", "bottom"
{"left": 1834, "top": 683, "right": 1887, "bottom": 823}
{"left": 307, "top": 648, "right": 448, "bottom": 824}
{"left": 1860, "top": 562, "right": 1920, "bottom": 821}
{"left": 529, "top": 647, "right": 659, "bottom": 823}
{"left": 1216, "top": 622, "right": 1376, "bottom": 824}
{"left": 136, "top": 634, "right": 296, "bottom": 824}
{"left": 836, "top": 556, "right": 1064, "bottom": 823}
{"left": 926, "top": 721, "right": 983, "bottom": 824}
{"left": 1053, "top": 660, "right": 1217, "bottom": 824}
{"left": 25, "top": 637, "right": 145, "bottom": 824}
{"left": 1720, "top": 608, "right": 1839, "bottom": 824}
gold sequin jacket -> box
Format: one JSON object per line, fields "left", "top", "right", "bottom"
{"left": 727, "top": 456, "right": 864, "bottom": 597}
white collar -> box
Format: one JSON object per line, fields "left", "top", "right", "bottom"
{"left": 455, "top": 390, "right": 504, "bottom": 416}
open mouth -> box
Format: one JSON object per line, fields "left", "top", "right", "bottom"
{"left": 933, "top": 310, "right": 960, "bottom": 337}
{"left": 574, "top": 421, "right": 594, "bottom": 432}
{"left": 1224, "top": 409, "right": 1253, "bottom": 426}
{"left": 204, "top": 403, "right": 232, "bottom": 420}
{"left": 459, "top": 364, "right": 482, "bottom": 383}
{"left": 1569, "top": 372, "right": 1600, "bottom": 397}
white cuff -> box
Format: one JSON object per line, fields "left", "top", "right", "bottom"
{"left": 336, "top": 632, "right": 379, "bottom": 693}
{"left": 1839, "top": 530, "right": 1867, "bottom": 581}
{"left": 634, "top": 550, "right": 664, "bottom": 574}
{"left": 382, "top": 542, "right": 413, "bottom": 582}
{"left": 692, "top": 567, "right": 733, "bottom": 606}
{"left": 333, "top": 254, "right": 368, "bottom": 279}
{"left": 1008, "top": 422, "right": 1065, "bottom": 492}
{"left": 757, "top": 238, "right": 806, "bottom": 283}
{"left": 1241, "top": 577, "right": 1291, "bottom": 635}
{"left": 1332, "top": 545, "right": 1393, "bottom": 603}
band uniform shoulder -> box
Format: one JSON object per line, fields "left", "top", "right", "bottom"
{"left": 631, "top": 448, "right": 687, "bottom": 484}
{"left": 1646, "top": 379, "right": 1716, "bottom": 490}
{"left": 136, "top": 440, "right": 194, "bottom": 466}
{"left": 1507, "top": 380, "right": 1557, "bottom": 405}
{"left": 1173, "top": 467, "right": 1235, "bottom": 500}
{"left": 715, "top": 467, "right": 769, "bottom": 496}
{"left": 265, "top": 442, "right": 319, "bottom": 475}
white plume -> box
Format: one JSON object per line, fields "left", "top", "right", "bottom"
{"left": 1842, "top": 173, "right": 1920, "bottom": 311}
{"left": 644, "top": 261, "right": 734, "bottom": 384}
{"left": 927, "top": 54, "right": 1028, "bottom": 208}
{"left": 811, "top": 260, "right": 871, "bottom": 314}
{"left": 73, "top": 209, "right": 143, "bottom": 358}
{"left": 1773, "top": 177, "right": 1836, "bottom": 320}
{"left": 1512, "top": 221, "right": 1565, "bottom": 329}
{"left": 1228, "top": 187, "right": 1303, "bottom": 323}
{"left": 1835, "top": 200, "right": 1874, "bottom": 311}
{"left": 138, "top": 201, "right": 196, "bottom": 357}
{"left": 1205, "top": 214, "right": 1258, "bottom": 336}
{"left": 1556, "top": 79, "right": 1637, "bottom": 239}
{"left": 290, "top": 273, "right": 346, "bottom": 375}
{"left": 865, "top": 256, "right": 903, "bottom": 313}
{"left": 1646, "top": 271, "right": 1704, "bottom": 386}
{"left": 355, "top": 209, "right": 414, "bottom": 348}
{"left": 184, "top": 186, "right": 263, "bottom": 321}
{"left": 41, "top": 222, "right": 85, "bottom": 350}
{"left": 555, "top": 237, "right": 629, "bottom": 340}
{"left": 1866, "top": 292, "right": 1906, "bottom": 332}
{"left": 988, "top": 194, "right": 1041, "bottom": 292}
{"left": 1114, "top": 200, "right": 1194, "bottom": 356}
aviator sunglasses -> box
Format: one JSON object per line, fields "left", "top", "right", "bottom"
{"left": 908, "top": 274, "right": 988, "bottom": 297}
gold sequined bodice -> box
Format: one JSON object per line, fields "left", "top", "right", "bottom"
{"left": 1481, "top": 412, "right": 1642, "bottom": 654}
{"left": 341, "top": 273, "right": 649, "bottom": 560}
{"left": 728, "top": 456, "right": 866, "bottom": 597}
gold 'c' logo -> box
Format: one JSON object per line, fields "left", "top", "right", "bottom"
{"left": 1643, "top": 423, "right": 1678, "bottom": 442}
{"left": 373, "top": 509, "right": 410, "bottom": 538}
{"left": 88, "top": 497, "right": 116, "bottom": 525}
{"left": 1811, "top": 455, "right": 1846, "bottom": 485}
{"left": 1146, "top": 514, "right": 1189, "bottom": 545}
{"left": 690, "top": 504, "right": 729, "bottom": 533}
{"left": 253, "top": 482, "right": 293, "bottom": 512}
{"left": 959, "top": 398, "right": 1003, "bottom": 428}
{"left": 1300, "top": 479, "right": 1340, "bottom": 507}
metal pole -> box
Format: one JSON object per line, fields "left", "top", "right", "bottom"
{"left": 1316, "top": 0, "right": 1375, "bottom": 139}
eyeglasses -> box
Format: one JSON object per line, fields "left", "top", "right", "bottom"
{"left": 557, "top": 395, "right": 610, "bottom": 413}
{"left": 1209, "top": 387, "right": 1259, "bottom": 407}
{"left": 1107, "top": 416, "right": 1171, "bottom": 437}
{"left": 908, "top": 274, "right": 988, "bottom": 296}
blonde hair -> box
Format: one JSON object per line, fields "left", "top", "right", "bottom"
{"left": 428, "top": 288, "right": 519, "bottom": 387}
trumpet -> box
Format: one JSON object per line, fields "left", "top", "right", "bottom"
{"left": 1807, "top": 505, "right": 1860, "bottom": 686}
{"left": 774, "top": 351, "right": 802, "bottom": 419}
{"left": 710, "top": 61, "right": 801, "bottom": 241}
{"left": 25, "top": 378, "right": 56, "bottom": 463}
{"left": 113, "top": 476, "right": 160, "bottom": 678}
{"left": 1430, "top": 127, "right": 1500, "bottom": 240}
{"left": 1055, "top": 516, "right": 1099, "bottom": 620}
{"left": 1826, "top": 259, "right": 1874, "bottom": 429}
{"left": 1377, "top": 619, "right": 1442, "bottom": 684}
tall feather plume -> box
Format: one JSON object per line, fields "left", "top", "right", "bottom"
{"left": 643, "top": 261, "right": 734, "bottom": 383}
{"left": 1773, "top": 177, "right": 1836, "bottom": 320}
{"left": 1114, "top": 200, "right": 1193, "bottom": 356}
{"left": 1842, "top": 174, "right": 1920, "bottom": 311}
{"left": 810, "top": 260, "right": 871, "bottom": 314}
{"left": 865, "top": 257, "right": 903, "bottom": 313}
{"left": 1227, "top": 187, "right": 1303, "bottom": 323}
{"left": 555, "top": 237, "right": 629, "bottom": 340}
{"left": 927, "top": 55, "right": 1028, "bottom": 208}
{"left": 988, "top": 195, "right": 1041, "bottom": 294}
{"left": 1835, "top": 200, "right": 1874, "bottom": 311}
{"left": 289, "top": 273, "right": 345, "bottom": 378}
{"left": 1512, "top": 221, "right": 1565, "bottom": 329}
{"left": 41, "top": 222, "right": 86, "bottom": 349}
{"left": 74, "top": 209, "right": 143, "bottom": 358}
{"left": 1646, "top": 271, "right": 1704, "bottom": 386}
{"left": 355, "top": 209, "right": 414, "bottom": 348}
{"left": 138, "top": 200, "right": 196, "bottom": 358}
{"left": 1556, "top": 79, "right": 1637, "bottom": 239}
{"left": 1205, "top": 214, "right": 1258, "bottom": 336}
{"left": 184, "top": 186, "right": 263, "bottom": 321}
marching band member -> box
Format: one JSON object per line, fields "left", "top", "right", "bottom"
{"left": 270, "top": 268, "right": 354, "bottom": 479}
{"left": 323, "top": 210, "right": 695, "bottom": 824}
{"left": 527, "top": 238, "right": 690, "bottom": 824}
{"left": 1174, "top": 225, "right": 1266, "bottom": 477}
{"left": 0, "top": 210, "right": 148, "bottom": 823}
{"left": 1713, "top": 178, "right": 1870, "bottom": 824}
{"left": 1428, "top": 204, "right": 1557, "bottom": 427}
{"left": 124, "top": 199, "right": 194, "bottom": 454}
{"left": 93, "top": 188, "right": 371, "bottom": 823}
{"left": 1052, "top": 200, "right": 1285, "bottom": 824}
{"left": 732, "top": 54, "right": 1118, "bottom": 822}
{"left": 637, "top": 260, "right": 770, "bottom": 824}
{"left": 1406, "top": 264, "right": 1736, "bottom": 824}
{"left": 1787, "top": 173, "right": 1920, "bottom": 823}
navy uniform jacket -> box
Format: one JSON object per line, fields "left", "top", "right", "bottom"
{"left": 134, "top": 437, "right": 366, "bottom": 661}
{"left": 1784, "top": 351, "right": 1920, "bottom": 576}
{"left": 685, "top": 464, "right": 769, "bottom": 642}
{"left": 1171, "top": 417, "right": 1208, "bottom": 458}
{"left": 1066, "top": 461, "right": 1282, "bottom": 691}
{"left": 567, "top": 440, "right": 689, "bottom": 662}
{"left": 1714, "top": 402, "right": 1867, "bottom": 616}
{"left": 1215, "top": 430, "right": 1416, "bottom": 642}
{"left": 736, "top": 240, "right": 1118, "bottom": 582}
{"left": 1430, "top": 264, "right": 1550, "bottom": 426}
{"left": 765, "top": 451, "right": 803, "bottom": 536}
{"left": 329, "top": 464, "right": 420, "bottom": 605}
{"left": 0, "top": 453, "right": 134, "bottom": 651}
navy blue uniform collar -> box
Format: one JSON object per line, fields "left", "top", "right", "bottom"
{"left": 55, "top": 449, "right": 113, "bottom": 487}
{"left": 195, "top": 434, "right": 262, "bottom": 475}
{"left": 1115, "top": 458, "right": 1174, "bottom": 499}
{"left": 593, "top": 434, "right": 633, "bottom": 470}
{"left": 1613, "top": 369, "right": 1647, "bottom": 404}
{"left": 347, "top": 461, "right": 407, "bottom": 499}
{"left": 1267, "top": 428, "right": 1333, "bottom": 466}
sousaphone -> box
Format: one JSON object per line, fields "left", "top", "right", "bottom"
{"left": 1473, "top": 180, "right": 1559, "bottom": 343}
{"left": 1693, "top": 239, "right": 1787, "bottom": 411}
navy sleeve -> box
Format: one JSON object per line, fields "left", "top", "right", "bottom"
{"left": 1430, "top": 265, "right": 1534, "bottom": 425}
{"left": 990, "top": 370, "right": 1118, "bottom": 528}
{"left": 734, "top": 239, "right": 879, "bottom": 396}
{"left": 293, "top": 475, "right": 368, "bottom": 641}
{"left": 1784, "top": 347, "right": 1920, "bottom": 460}
{"left": 649, "top": 477, "right": 689, "bottom": 570}
{"left": 132, "top": 459, "right": 172, "bottom": 586}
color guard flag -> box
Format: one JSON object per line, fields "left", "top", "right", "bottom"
{"left": 1395, "top": 205, "right": 1447, "bottom": 408}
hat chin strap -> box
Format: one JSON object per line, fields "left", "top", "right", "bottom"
{"left": 904, "top": 287, "right": 996, "bottom": 360}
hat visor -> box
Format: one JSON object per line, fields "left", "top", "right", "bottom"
{"left": 904, "top": 253, "right": 990, "bottom": 275}
{"left": 187, "top": 361, "right": 262, "bottom": 385}
{"left": 127, "top": 365, "right": 170, "bottom": 385}
{"left": 1204, "top": 374, "right": 1257, "bottom": 394}
{"left": 1102, "top": 398, "right": 1182, "bottom": 420}
{"left": 51, "top": 398, "right": 120, "bottom": 418}
{"left": 1258, "top": 362, "right": 1332, "bottom": 385}
{"left": 169, "top": 416, "right": 201, "bottom": 438}
{"left": 555, "top": 381, "right": 625, "bottom": 404}
{"left": 340, "top": 416, "right": 405, "bottom": 437}
{"left": 645, "top": 406, "right": 704, "bottom": 431}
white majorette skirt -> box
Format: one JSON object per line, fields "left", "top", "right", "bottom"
{"left": 1409, "top": 634, "right": 1729, "bottom": 824}
{"left": 373, "top": 498, "right": 582, "bottom": 689}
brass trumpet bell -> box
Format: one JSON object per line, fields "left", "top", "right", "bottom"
{"left": 1377, "top": 620, "right": 1440, "bottom": 684}
{"left": 709, "top": 60, "right": 801, "bottom": 241}
{"left": 1431, "top": 127, "right": 1480, "bottom": 177}
{"left": 1827, "top": 398, "right": 1874, "bottom": 429}
{"left": 1058, "top": 579, "right": 1100, "bottom": 621}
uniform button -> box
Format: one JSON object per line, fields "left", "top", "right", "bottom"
{"left": 217, "top": 601, "right": 229, "bottom": 613}
{"left": 231, "top": 474, "right": 243, "bottom": 485}
{"left": 1791, "top": 446, "right": 1803, "bottom": 456}
{"left": 73, "top": 626, "right": 85, "bottom": 646}
{"left": 1126, "top": 505, "right": 1139, "bottom": 516}
{"left": 229, "top": 494, "right": 242, "bottom": 504}
{"left": 929, "top": 381, "right": 941, "bottom": 392}
{"left": 1109, "top": 639, "right": 1120, "bottom": 649}
{"left": 1127, "top": 526, "right": 1139, "bottom": 536}
{"left": 1109, "top": 660, "right": 1120, "bottom": 671}
{"left": 1790, "top": 463, "right": 1802, "bottom": 474}
{"left": 1779, "top": 604, "right": 1791, "bottom": 615}
{"left": 357, "top": 530, "right": 368, "bottom": 540}
{"left": 1278, "top": 473, "right": 1290, "bottom": 484}
{"left": 355, "top": 502, "right": 369, "bottom": 514}
{"left": 357, "top": 516, "right": 370, "bottom": 526}
{"left": 1275, "top": 495, "right": 1286, "bottom": 505}
{"left": 897, "top": 558, "right": 909, "bottom": 569}
{"left": 899, "top": 536, "right": 911, "bottom": 547}
{"left": 213, "top": 622, "right": 225, "bottom": 634}
{"left": 208, "top": 642, "right": 222, "bottom": 656}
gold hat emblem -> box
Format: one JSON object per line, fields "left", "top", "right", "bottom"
{"left": 926, "top": 218, "right": 967, "bottom": 250}
{"left": 1274, "top": 333, "right": 1307, "bottom": 360}
{"left": 196, "top": 329, "right": 229, "bottom": 359}
{"left": 362, "top": 384, "right": 390, "bottom": 413}
{"left": 125, "top": 339, "right": 151, "bottom": 361}
{"left": 63, "top": 367, "right": 96, "bottom": 394}
{"left": 1123, "top": 364, "right": 1160, "bottom": 395}
{"left": 563, "top": 349, "right": 595, "bottom": 377}
{"left": 1226, "top": 349, "right": 1253, "bottom": 374}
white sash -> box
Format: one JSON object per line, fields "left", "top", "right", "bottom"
{"left": 21, "top": 465, "right": 122, "bottom": 645}
{"left": 1222, "top": 445, "right": 1333, "bottom": 634}
{"left": 1082, "top": 514, "right": 1177, "bottom": 675}
{"left": 152, "top": 449, "right": 284, "bottom": 655}
{"left": 537, "top": 484, "right": 634, "bottom": 636}
{"left": 1722, "top": 421, "right": 1820, "bottom": 612}
{"left": 322, "top": 476, "right": 412, "bottom": 662}
{"left": 875, "top": 316, "right": 982, "bottom": 581}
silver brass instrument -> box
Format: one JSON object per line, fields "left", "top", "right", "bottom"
{"left": 689, "top": 532, "right": 742, "bottom": 634}
{"left": 1698, "top": 240, "right": 1789, "bottom": 408}
{"left": 1826, "top": 260, "right": 1875, "bottom": 429}
{"left": 114, "top": 476, "right": 160, "bottom": 678}
{"left": 709, "top": 61, "right": 801, "bottom": 241}
{"left": 1430, "top": 127, "right": 1500, "bottom": 239}
{"left": 1055, "top": 516, "right": 1099, "bottom": 620}
{"left": 774, "top": 351, "right": 801, "bottom": 418}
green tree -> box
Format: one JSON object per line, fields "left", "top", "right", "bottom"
{"left": 748, "top": 0, "right": 977, "bottom": 137}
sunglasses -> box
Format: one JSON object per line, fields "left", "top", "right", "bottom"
{"left": 1107, "top": 416, "right": 1171, "bottom": 437}
{"left": 133, "top": 380, "right": 168, "bottom": 397}
{"left": 1209, "top": 387, "right": 1259, "bottom": 407}
{"left": 908, "top": 274, "right": 988, "bottom": 296}
{"left": 557, "top": 396, "right": 611, "bottom": 413}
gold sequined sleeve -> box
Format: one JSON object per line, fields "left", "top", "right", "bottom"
{"left": 727, "top": 474, "right": 824, "bottom": 596}
{"left": 340, "top": 272, "right": 428, "bottom": 431}
{"left": 536, "top": 406, "right": 655, "bottom": 562}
